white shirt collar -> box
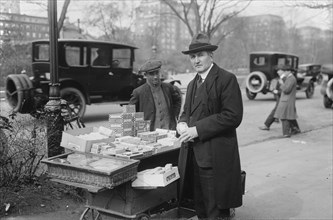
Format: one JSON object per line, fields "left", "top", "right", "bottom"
{"left": 198, "top": 63, "right": 213, "bottom": 82}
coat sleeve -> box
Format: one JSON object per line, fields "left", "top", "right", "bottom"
{"left": 129, "top": 88, "right": 140, "bottom": 112}
{"left": 170, "top": 85, "right": 182, "bottom": 120}
{"left": 281, "top": 76, "right": 296, "bottom": 94}
{"left": 196, "top": 73, "right": 243, "bottom": 142}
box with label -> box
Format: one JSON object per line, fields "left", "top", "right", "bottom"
{"left": 109, "top": 113, "right": 133, "bottom": 124}
{"left": 60, "top": 127, "right": 115, "bottom": 152}
{"left": 131, "top": 112, "right": 144, "bottom": 122}
{"left": 131, "top": 165, "right": 180, "bottom": 187}
{"left": 122, "top": 104, "right": 136, "bottom": 113}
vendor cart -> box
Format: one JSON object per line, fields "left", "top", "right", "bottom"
{"left": 43, "top": 148, "right": 196, "bottom": 220}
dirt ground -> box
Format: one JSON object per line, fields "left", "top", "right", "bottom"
{"left": 0, "top": 174, "right": 86, "bottom": 218}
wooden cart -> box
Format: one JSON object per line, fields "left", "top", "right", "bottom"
{"left": 43, "top": 148, "right": 196, "bottom": 220}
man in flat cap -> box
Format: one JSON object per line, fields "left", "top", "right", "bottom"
{"left": 129, "top": 59, "right": 181, "bottom": 131}
{"left": 177, "top": 32, "right": 243, "bottom": 219}
{"left": 274, "top": 64, "right": 301, "bottom": 137}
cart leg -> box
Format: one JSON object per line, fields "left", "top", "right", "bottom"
{"left": 80, "top": 207, "right": 102, "bottom": 220}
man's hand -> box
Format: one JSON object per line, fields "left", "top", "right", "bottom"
{"left": 177, "top": 122, "right": 188, "bottom": 134}
{"left": 179, "top": 126, "right": 198, "bottom": 143}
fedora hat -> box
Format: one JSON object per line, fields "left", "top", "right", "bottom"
{"left": 182, "top": 32, "right": 218, "bottom": 54}
{"left": 275, "top": 64, "right": 293, "bottom": 71}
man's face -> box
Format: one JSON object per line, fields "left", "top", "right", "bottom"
{"left": 145, "top": 70, "right": 161, "bottom": 86}
{"left": 277, "top": 69, "right": 290, "bottom": 78}
{"left": 189, "top": 51, "right": 213, "bottom": 74}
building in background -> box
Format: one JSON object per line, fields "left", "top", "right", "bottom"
{"left": 134, "top": 0, "right": 193, "bottom": 56}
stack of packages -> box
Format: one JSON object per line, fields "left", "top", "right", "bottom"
{"left": 109, "top": 105, "right": 149, "bottom": 137}
{"left": 103, "top": 105, "right": 181, "bottom": 159}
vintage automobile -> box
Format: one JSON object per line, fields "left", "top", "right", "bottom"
{"left": 297, "top": 63, "right": 322, "bottom": 83}
{"left": 5, "top": 39, "right": 145, "bottom": 117}
{"left": 320, "top": 64, "right": 333, "bottom": 108}
{"left": 245, "top": 51, "right": 315, "bottom": 100}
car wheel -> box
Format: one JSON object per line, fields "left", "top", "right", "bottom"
{"left": 323, "top": 95, "right": 333, "bottom": 108}
{"left": 245, "top": 71, "right": 267, "bottom": 93}
{"left": 60, "top": 87, "right": 86, "bottom": 118}
{"left": 246, "top": 88, "right": 257, "bottom": 100}
{"left": 305, "top": 81, "right": 315, "bottom": 98}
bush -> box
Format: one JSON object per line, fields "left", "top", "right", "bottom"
{"left": 0, "top": 113, "right": 48, "bottom": 187}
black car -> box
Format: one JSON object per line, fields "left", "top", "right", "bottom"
{"left": 245, "top": 51, "right": 315, "bottom": 100}
{"left": 297, "top": 63, "right": 322, "bottom": 83}
{"left": 6, "top": 39, "right": 144, "bottom": 117}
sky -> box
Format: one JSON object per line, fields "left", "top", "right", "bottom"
{"left": 19, "top": 0, "right": 331, "bottom": 30}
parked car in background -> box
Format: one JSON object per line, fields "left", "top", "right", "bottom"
{"left": 5, "top": 39, "right": 145, "bottom": 118}
{"left": 297, "top": 63, "right": 322, "bottom": 83}
{"left": 320, "top": 64, "right": 333, "bottom": 108}
{"left": 245, "top": 51, "right": 315, "bottom": 100}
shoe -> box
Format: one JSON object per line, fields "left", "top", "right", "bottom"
{"left": 259, "top": 125, "right": 270, "bottom": 130}
{"left": 291, "top": 129, "right": 301, "bottom": 135}
{"left": 218, "top": 208, "right": 235, "bottom": 220}
{"left": 282, "top": 134, "right": 291, "bottom": 138}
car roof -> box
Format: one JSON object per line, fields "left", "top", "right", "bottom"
{"left": 250, "top": 51, "right": 298, "bottom": 57}
{"left": 32, "top": 39, "right": 137, "bottom": 49}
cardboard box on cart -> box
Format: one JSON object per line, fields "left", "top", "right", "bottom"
{"left": 60, "top": 127, "right": 115, "bottom": 152}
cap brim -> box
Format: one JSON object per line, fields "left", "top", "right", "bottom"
{"left": 182, "top": 45, "right": 218, "bottom": 54}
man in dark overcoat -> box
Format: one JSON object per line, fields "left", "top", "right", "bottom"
{"left": 177, "top": 33, "right": 243, "bottom": 219}
{"left": 129, "top": 59, "right": 181, "bottom": 131}
{"left": 274, "top": 64, "right": 301, "bottom": 137}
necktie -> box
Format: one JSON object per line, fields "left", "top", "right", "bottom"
{"left": 197, "top": 75, "right": 203, "bottom": 88}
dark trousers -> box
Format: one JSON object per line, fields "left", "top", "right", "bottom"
{"left": 192, "top": 153, "right": 230, "bottom": 219}
{"left": 264, "top": 98, "right": 280, "bottom": 128}
{"left": 281, "top": 119, "right": 300, "bottom": 135}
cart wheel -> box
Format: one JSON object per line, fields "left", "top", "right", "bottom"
{"left": 135, "top": 213, "right": 150, "bottom": 220}
{"left": 80, "top": 207, "right": 102, "bottom": 220}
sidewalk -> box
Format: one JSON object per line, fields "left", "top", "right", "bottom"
{"left": 236, "top": 126, "right": 332, "bottom": 220}
{"left": 4, "top": 125, "right": 332, "bottom": 220}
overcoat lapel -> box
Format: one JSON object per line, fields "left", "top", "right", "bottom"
{"left": 190, "top": 64, "right": 219, "bottom": 114}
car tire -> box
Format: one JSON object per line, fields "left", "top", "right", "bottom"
{"left": 5, "top": 74, "right": 34, "bottom": 113}
{"left": 305, "top": 81, "right": 315, "bottom": 98}
{"left": 246, "top": 87, "right": 257, "bottom": 100}
{"left": 245, "top": 71, "right": 267, "bottom": 94}
{"left": 60, "top": 87, "right": 86, "bottom": 118}
{"left": 323, "top": 95, "right": 333, "bottom": 108}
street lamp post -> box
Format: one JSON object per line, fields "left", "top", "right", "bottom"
{"left": 45, "top": 0, "right": 64, "bottom": 157}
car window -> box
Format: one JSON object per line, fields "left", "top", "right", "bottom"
{"left": 65, "top": 45, "right": 87, "bottom": 66}
{"left": 253, "top": 56, "right": 266, "bottom": 66}
{"left": 91, "top": 47, "right": 111, "bottom": 67}
{"left": 113, "top": 48, "right": 131, "bottom": 68}
{"left": 34, "top": 43, "right": 49, "bottom": 61}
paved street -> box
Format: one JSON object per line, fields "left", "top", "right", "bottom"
{"left": 1, "top": 86, "right": 332, "bottom": 219}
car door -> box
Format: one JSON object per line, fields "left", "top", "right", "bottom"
{"left": 89, "top": 44, "right": 116, "bottom": 96}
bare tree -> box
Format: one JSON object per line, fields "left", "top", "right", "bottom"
{"left": 82, "top": 1, "right": 135, "bottom": 43}
{"left": 160, "top": 0, "right": 252, "bottom": 43}
{"left": 22, "top": 0, "right": 71, "bottom": 35}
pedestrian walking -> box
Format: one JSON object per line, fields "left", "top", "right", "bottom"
{"left": 274, "top": 64, "right": 301, "bottom": 137}
{"left": 177, "top": 32, "right": 243, "bottom": 219}
{"left": 259, "top": 77, "right": 281, "bottom": 130}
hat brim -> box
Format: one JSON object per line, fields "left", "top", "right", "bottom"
{"left": 182, "top": 45, "right": 218, "bottom": 54}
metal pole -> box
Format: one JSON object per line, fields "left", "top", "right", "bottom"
{"left": 45, "top": 0, "right": 64, "bottom": 157}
